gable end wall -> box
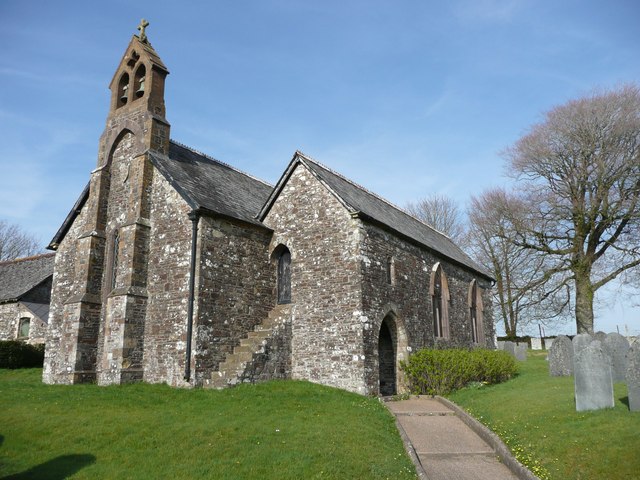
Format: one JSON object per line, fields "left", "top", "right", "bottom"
{"left": 264, "top": 164, "right": 366, "bottom": 394}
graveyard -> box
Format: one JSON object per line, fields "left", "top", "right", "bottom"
{"left": 450, "top": 349, "right": 639, "bottom": 480}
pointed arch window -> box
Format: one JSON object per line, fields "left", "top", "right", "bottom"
{"left": 111, "top": 230, "right": 120, "bottom": 290}
{"left": 469, "top": 280, "right": 485, "bottom": 344}
{"left": 133, "top": 64, "right": 146, "bottom": 100}
{"left": 18, "top": 317, "right": 30, "bottom": 339}
{"left": 430, "top": 263, "right": 450, "bottom": 339}
{"left": 117, "top": 73, "right": 130, "bottom": 108}
{"left": 386, "top": 256, "right": 396, "bottom": 286}
{"left": 277, "top": 247, "right": 291, "bottom": 304}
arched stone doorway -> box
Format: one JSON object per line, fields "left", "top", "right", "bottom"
{"left": 377, "top": 311, "right": 409, "bottom": 396}
{"left": 378, "top": 318, "right": 396, "bottom": 395}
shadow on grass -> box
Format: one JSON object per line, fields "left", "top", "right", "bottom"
{"left": 620, "top": 396, "right": 630, "bottom": 408}
{"left": 2, "top": 454, "right": 96, "bottom": 480}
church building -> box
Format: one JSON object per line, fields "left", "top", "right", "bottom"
{"left": 43, "top": 23, "right": 494, "bottom": 395}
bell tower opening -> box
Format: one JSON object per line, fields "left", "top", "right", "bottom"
{"left": 117, "top": 73, "right": 130, "bottom": 108}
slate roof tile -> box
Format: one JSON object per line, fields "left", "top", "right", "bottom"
{"left": 0, "top": 253, "right": 55, "bottom": 302}
{"left": 149, "top": 141, "right": 273, "bottom": 226}
{"left": 259, "top": 152, "right": 492, "bottom": 280}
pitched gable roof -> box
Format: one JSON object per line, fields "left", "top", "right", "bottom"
{"left": 49, "top": 141, "right": 274, "bottom": 249}
{"left": 0, "top": 253, "right": 55, "bottom": 303}
{"left": 149, "top": 141, "right": 273, "bottom": 227}
{"left": 259, "top": 152, "right": 492, "bottom": 280}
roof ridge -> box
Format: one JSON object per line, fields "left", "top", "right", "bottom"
{"left": 295, "top": 150, "right": 456, "bottom": 242}
{"left": 169, "top": 139, "right": 272, "bottom": 188}
{"left": 0, "top": 252, "right": 55, "bottom": 266}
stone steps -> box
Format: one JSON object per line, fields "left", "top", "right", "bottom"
{"left": 208, "top": 304, "right": 291, "bottom": 389}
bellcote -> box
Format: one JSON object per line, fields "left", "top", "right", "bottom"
{"left": 108, "top": 19, "right": 169, "bottom": 120}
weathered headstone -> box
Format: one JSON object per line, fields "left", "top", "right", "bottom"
{"left": 531, "top": 337, "right": 542, "bottom": 350}
{"left": 627, "top": 342, "right": 640, "bottom": 412}
{"left": 544, "top": 337, "right": 555, "bottom": 350}
{"left": 603, "top": 333, "right": 630, "bottom": 382}
{"left": 503, "top": 341, "right": 516, "bottom": 358}
{"left": 574, "top": 340, "right": 614, "bottom": 412}
{"left": 572, "top": 333, "right": 593, "bottom": 356}
{"left": 515, "top": 343, "right": 527, "bottom": 361}
{"left": 549, "top": 335, "right": 573, "bottom": 376}
{"left": 496, "top": 341, "right": 505, "bottom": 351}
{"left": 594, "top": 331, "right": 607, "bottom": 343}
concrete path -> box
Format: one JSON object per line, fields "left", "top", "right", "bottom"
{"left": 387, "top": 396, "right": 536, "bottom": 480}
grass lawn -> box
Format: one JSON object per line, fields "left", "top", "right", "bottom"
{"left": 448, "top": 350, "right": 639, "bottom": 480}
{"left": 0, "top": 369, "right": 416, "bottom": 479}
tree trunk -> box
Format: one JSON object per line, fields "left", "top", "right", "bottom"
{"left": 574, "top": 274, "right": 594, "bottom": 334}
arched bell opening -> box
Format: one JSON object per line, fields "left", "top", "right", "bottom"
{"left": 133, "top": 64, "right": 146, "bottom": 100}
{"left": 117, "top": 73, "right": 130, "bottom": 108}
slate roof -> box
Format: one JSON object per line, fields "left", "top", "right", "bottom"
{"left": 49, "top": 141, "right": 275, "bottom": 249}
{"left": 259, "top": 152, "right": 492, "bottom": 280}
{"left": 0, "top": 253, "right": 55, "bottom": 303}
{"left": 148, "top": 141, "right": 273, "bottom": 226}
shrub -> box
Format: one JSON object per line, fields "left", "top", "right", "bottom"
{"left": 0, "top": 341, "right": 45, "bottom": 368}
{"left": 401, "top": 348, "right": 517, "bottom": 395}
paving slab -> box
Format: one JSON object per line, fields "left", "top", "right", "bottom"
{"left": 421, "top": 453, "right": 519, "bottom": 480}
{"left": 386, "top": 396, "right": 453, "bottom": 415}
{"left": 398, "top": 415, "right": 493, "bottom": 454}
{"left": 387, "top": 396, "right": 537, "bottom": 480}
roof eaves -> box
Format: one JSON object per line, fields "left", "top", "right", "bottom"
{"left": 48, "top": 183, "right": 90, "bottom": 250}
{"left": 352, "top": 211, "right": 494, "bottom": 281}
{"left": 257, "top": 151, "right": 357, "bottom": 222}
{"left": 257, "top": 152, "right": 301, "bottom": 221}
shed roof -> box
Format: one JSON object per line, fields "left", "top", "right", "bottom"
{"left": 0, "top": 253, "right": 55, "bottom": 303}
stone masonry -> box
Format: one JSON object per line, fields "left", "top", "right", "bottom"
{"left": 43, "top": 25, "right": 494, "bottom": 396}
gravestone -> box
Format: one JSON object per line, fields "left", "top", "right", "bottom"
{"left": 503, "top": 341, "right": 516, "bottom": 358}
{"left": 515, "top": 343, "right": 528, "bottom": 361}
{"left": 594, "top": 331, "right": 607, "bottom": 343}
{"left": 572, "top": 333, "right": 593, "bottom": 356}
{"left": 574, "top": 340, "right": 614, "bottom": 412}
{"left": 531, "top": 337, "right": 542, "bottom": 350}
{"left": 603, "top": 333, "right": 630, "bottom": 382}
{"left": 544, "top": 337, "right": 555, "bottom": 350}
{"left": 627, "top": 342, "right": 640, "bottom": 412}
{"left": 549, "top": 335, "right": 573, "bottom": 376}
{"left": 496, "top": 341, "right": 505, "bottom": 351}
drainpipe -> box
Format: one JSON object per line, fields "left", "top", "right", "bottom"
{"left": 184, "top": 210, "right": 200, "bottom": 382}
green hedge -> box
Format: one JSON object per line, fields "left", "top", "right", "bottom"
{"left": 401, "top": 348, "right": 517, "bottom": 396}
{"left": 0, "top": 341, "right": 45, "bottom": 368}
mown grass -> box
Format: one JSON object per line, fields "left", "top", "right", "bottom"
{"left": 448, "top": 350, "right": 639, "bottom": 480}
{"left": 0, "top": 370, "right": 416, "bottom": 479}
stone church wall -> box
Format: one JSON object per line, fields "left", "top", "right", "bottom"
{"left": 0, "top": 303, "right": 19, "bottom": 340}
{"left": 360, "top": 222, "right": 495, "bottom": 393}
{"left": 193, "top": 216, "right": 275, "bottom": 385}
{"left": 264, "top": 164, "right": 366, "bottom": 394}
{"left": 43, "top": 198, "right": 91, "bottom": 384}
{"left": 143, "top": 170, "right": 193, "bottom": 386}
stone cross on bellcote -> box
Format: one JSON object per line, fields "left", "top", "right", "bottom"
{"left": 137, "top": 18, "right": 149, "bottom": 43}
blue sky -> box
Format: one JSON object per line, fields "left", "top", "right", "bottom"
{"left": 1, "top": 1, "right": 639, "bottom": 335}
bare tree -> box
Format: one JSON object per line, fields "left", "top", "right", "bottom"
{"left": 0, "top": 220, "right": 41, "bottom": 261}
{"left": 503, "top": 84, "right": 640, "bottom": 333}
{"left": 467, "top": 188, "right": 570, "bottom": 336}
{"left": 406, "top": 194, "right": 466, "bottom": 245}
